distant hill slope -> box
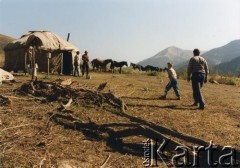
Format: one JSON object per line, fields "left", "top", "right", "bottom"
{"left": 175, "top": 40, "right": 240, "bottom": 74}
{"left": 0, "top": 34, "right": 15, "bottom": 67}
{"left": 0, "top": 34, "right": 15, "bottom": 51}
{"left": 213, "top": 56, "right": 240, "bottom": 76}
{"left": 138, "top": 46, "right": 192, "bottom": 68}
{"left": 202, "top": 39, "right": 240, "bottom": 65}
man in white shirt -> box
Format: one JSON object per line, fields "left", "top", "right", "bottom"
{"left": 73, "top": 51, "right": 80, "bottom": 77}
{"left": 161, "top": 62, "right": 181, "bottom": 100}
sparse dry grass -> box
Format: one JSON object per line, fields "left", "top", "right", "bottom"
{"left": 0, "top": 71, "right": 240, "bottom": 167}
{"left": 209, "top": 74, "right": 240, "bottom": 86}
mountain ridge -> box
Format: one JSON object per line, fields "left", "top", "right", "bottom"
{"left": 213, "top": 56, "right": 240, "bottom": 76}
{"left": 202, "top": 39, "right": 240, "bottom": 65}
{"left": 138, "top": 46, "right": 192, "bottom": 68}
{"left": 138, "top": 39, "right": 240, "bottom": 76}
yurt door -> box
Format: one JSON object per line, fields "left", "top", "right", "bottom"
{"left": 62, "top": 51, "right": 73, "bottom": 75}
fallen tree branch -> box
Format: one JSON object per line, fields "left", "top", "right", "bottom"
{"left": 102, "top": 92, "right": 128, "bottom": 112}
{"left": 3, "top": 95, "right": 42, "bottom": 101}
{"left": 60, "top": 98, "right": 73, "bottom": 110}
{"left": 0, "top": 124, "right": 32, "bottom": 133}
{"left": 100, "top": 154, "right": 111, "bottom": 168}
{"left": 15, "top": 90, "right": 46, "bottom": 101}
{"left": 45, "top": 113, "right": 55, "bottom": 130}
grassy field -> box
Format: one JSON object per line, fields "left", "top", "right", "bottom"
{"left": 0, "top": 71, "right": 240, "bottom": 167}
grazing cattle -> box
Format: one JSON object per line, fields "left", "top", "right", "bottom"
{"left": 91, "top": 59, "right": 112, "bottom": 72}
{"left": 130, "top": 63, "right": 142, "bottom": 71}
{"left": 145, "top": 65, "right": 160, "bottom": 72}
{"left": 111, "top": 61, "right": 128, "bottom": 74}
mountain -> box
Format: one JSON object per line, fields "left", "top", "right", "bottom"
{"left": 0, "top": 34, "right": 15, "bottom": 67}
{"left": 138, "top": 46, "right": 192, "bottom": 68}
{"left": 172, "top": 40, "right": 240, "bottom": 74}
{"left": 213, "top": 56, "right": 240, "bottom": 76}
{"left": 0, "top": 34, "right": 15, "bottom": 52}
{"left": 202, "top": 39, "right": 240, "bottom": 65}
{"left": 138, "top": 39, "right": 240, "bottom": 71}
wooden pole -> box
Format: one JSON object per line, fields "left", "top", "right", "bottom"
{"left": 24, "top": 51, "right": 27, "bottom": 75}
{"left": 47, "top": 52, "right": 52, "bottom": 76}
{"left": 47, "top": 56, "right": 50, "bottom": 76}
{"left": 67, "top": 33, "right": 70, "bottom": 41}
{"left": 31, "top": 46, "right": 35, "bottom": 81}
{"left": 60, "top": 53, "right": 63, "bottom": 75}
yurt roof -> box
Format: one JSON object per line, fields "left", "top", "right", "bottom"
{"left": 4, "top": 31, "right": 79, "bottom": 52}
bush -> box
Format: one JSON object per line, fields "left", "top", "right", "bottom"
{"left": 177, "top": 71, "right": 188, "bottom": 80}
{"left": 224, "top": 79, "right": 237, "bottom": 85}
{"left": 209, "top": 75, "right": 239, "bottom": 86}
{"left": 121, "top": 68, "right": 135, "bottom": 74}
{"left": 147, "top": 71, "right": 159, "bottom": 76}
{"left": 121, "top": 67, "right": 149, "bottom": 74}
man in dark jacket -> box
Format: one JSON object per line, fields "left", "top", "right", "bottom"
{"left": 82, "top": 51, "right": 90, "bottom": 78}
{"left": 187, "top": 49, "right": 209, "bottom": 110}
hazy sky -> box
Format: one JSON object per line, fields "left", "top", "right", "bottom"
{"left": 0, "top": 0, "right": 240, "bottom": 62}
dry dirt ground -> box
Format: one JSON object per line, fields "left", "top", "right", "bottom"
{"left": 0, "top": 71, "right": 240, "bottom": 167}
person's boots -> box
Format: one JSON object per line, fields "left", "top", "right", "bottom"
{"left": 160, "top": 95, "right": 167, "bottom": 99}
{"left": 192, "top": 102, "right": 198, "bottom": 106}
{"left": 177, "top": 96, "right": 181, "bottom": 100}
{"left": 199, "top": 104, "right": 205, "bottom": 110}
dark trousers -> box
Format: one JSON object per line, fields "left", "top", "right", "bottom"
{"left": 82, "top": 61, "right": 89, "bottom": 77}
{"left": 165, "top": 78, "right": 180, "bottom": 97}
{"left": 73, "top": 65, "right": 80, "bottom": 77}
{"left": 191, "top": 72, "right": 205, "bottom": 106}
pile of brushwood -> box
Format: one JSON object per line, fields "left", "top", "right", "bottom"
{"left": 17, "top": 80, "right": 127, "bottom": 112}
{"left": 0, "top": 95, "right": 12, "bottom": 107}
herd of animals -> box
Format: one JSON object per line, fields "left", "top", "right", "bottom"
{"left": 91, "top": 58, "right": 166, "bottom": 73}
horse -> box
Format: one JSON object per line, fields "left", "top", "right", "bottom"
{"left": 130, "top": 62, "right": 142, "bottom": 71}
{"left": 140, "top": 65, "right": 147, "bottom": 71}
{"left": 162, "top": 67, "right": 168, "bottom": 72}
{"left": 110, "top": 61, "right": 128, "bottom": 74}
{"left": 145, "top": 65, "right": 160, "bottom": 72}
{"left": 91, "top": 58, "right": 112, "bottom": 72}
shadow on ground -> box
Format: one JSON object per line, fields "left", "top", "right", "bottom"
{"left": 49, "top": 105, "right": 240, "bottom": 167}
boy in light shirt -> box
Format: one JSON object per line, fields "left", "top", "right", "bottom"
{"left": 161, "top": 63, "right": 181, "bottom": 100}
